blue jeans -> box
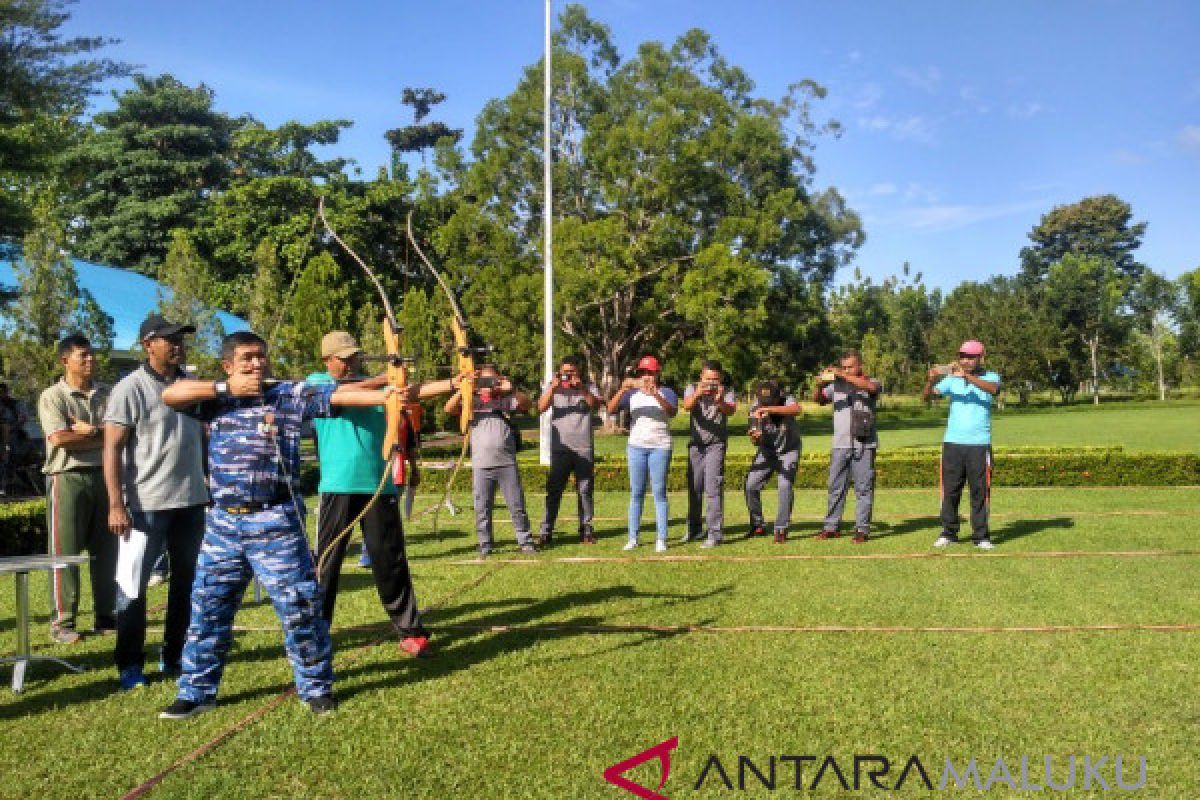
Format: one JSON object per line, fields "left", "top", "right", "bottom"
{"left": 627, "top": 445, "right": 671, "bottom": 543}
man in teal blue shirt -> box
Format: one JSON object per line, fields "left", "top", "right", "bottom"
{"left": 921, "top": 339, "right": 1001, "bottom": 550}
{"left": 309, "top": 331, "right": 457, "bottom": 657}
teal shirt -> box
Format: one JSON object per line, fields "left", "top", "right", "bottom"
{"left": 935, "top": 371, "right": 1001, "bottom": 446}
{"left": 306, "top": 371, "right": 396, "bottom": 495}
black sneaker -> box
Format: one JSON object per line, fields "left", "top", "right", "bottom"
{"left": 159, "top": 698, "right": 215, "bottom": 720}
{"left": 307, "top": 695, "right": 338, "bottom": 715}
{"left": 536, "top": 532, "right": 552, "bottom": 547}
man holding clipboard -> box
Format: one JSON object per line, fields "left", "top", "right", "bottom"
{"left": 103, "top": 314, "right": 209, "bottom": 691}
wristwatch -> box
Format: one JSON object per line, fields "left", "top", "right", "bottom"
{"left": 213, "top": 380, "right": 230, "bottom": 397}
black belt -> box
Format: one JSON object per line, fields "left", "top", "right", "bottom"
{"left": 218, "top": 502, "right": 275, "bottom": 514}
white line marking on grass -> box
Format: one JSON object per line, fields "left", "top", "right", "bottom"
{"left": 436, "top": 622, "right": 1200, "bottom": 635}
{"left": 445, "top": 549, "right": 1200, "bottom": 565}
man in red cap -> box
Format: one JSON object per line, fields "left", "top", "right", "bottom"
{"left": 921, "top": 340, "right": 1001, "bottom": 550}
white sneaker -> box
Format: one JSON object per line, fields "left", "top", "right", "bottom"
{"left": 975, "top": 540, "right": 995, "bottom": 551}
{"left": 622, "top": 540, "right": 638, "bottom": 551}
{"left": 933, "top": 536, "right": 956, "bottom": 548}
{"left": 655, "top": 540, "right": 668, "bottom": 553}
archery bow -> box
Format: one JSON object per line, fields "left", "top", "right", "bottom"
{"left": 315, "top": 197, "right": 417, "bottom": 573}
{"left": 405, "top": 210, "right": 491, "bottom": 535}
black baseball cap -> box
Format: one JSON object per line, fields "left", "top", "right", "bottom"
{"left": 139, "top": 313, "right": 196, "bottom": 341}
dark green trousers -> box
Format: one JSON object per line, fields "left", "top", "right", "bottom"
{"left": 46, "top": 468, "right": 117, "bottom": 630}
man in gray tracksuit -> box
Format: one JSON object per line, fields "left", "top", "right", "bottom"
{"left": 446, "top": 365, "right": 536, "bottom": 556}
{"left": 537, "top": 356, "right": 603, "bottom": 546}
{"left": 743, "top": 381, "right": 803, "bottom": 543}
{"left": 813, "top": 350, "right": 882, "bottom": 544}
{"left": 682, "top": 360, "right": 737, "bottom": 547}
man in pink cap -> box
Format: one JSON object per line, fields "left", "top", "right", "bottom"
{"left": 921, "top": 340, "right": 1001, "bottom": 550}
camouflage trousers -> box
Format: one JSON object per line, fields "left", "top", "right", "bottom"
{"left": 176, "top": 506, "right": 334, "bottom": 703}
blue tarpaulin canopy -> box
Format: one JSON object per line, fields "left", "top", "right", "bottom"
{"left": 0, "top": 244, "right": 247, "bottom": 350}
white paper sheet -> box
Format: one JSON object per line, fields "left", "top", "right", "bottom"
{"left": 116, "top": 529, "right": 148, "bottom": 599}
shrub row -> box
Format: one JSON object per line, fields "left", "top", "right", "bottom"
{"left": 391, "top": 448, "right": 1200, "bottom": 492}
{"left": 0, "top": 500, "right": 47, "bottom": 556}
{"left": 7, "top": 450, "right": 1193, "bottom": 555}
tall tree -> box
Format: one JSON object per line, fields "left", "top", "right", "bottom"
{"left": 1019, "top": 194, "right": 1146, "bottom": 289}
{"left": 930, "top": 276, "right": 1058, "bottom": 404}
{"left": 0, "top": 0, "right": 126, "bottom": 236}
{"left": 272, "top": 251, "right": 355, "bottom": 375}
{"left": 385, "top": 87, "right": 463, "bottom": 175}
{"left": 1128, "top": 269, "right": 1179, "bottom": 401}
{"left": 156, "top": 229, "right": 224, "bottom": 362}
{"left": 440, "top": 7, "right": 861, "bottom": 393}
{"left": 230, "top": 117, "right": 354, "bottom": 181}
{"left": 1042, "top": 254, "right": 1129, "bottom": 404}
{"left": 62, "top": 74, "right": 238, "bottom": 271}
{"left": 0, "top": 196, "right": 112, "bottom": 397}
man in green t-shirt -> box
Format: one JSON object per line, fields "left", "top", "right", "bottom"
{"left": 309, "top": 331, "right": 458, "bottom": 658}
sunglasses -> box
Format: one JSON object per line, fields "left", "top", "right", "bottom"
{"left": 958, "top": 352, "right": 980, "bottom": 358}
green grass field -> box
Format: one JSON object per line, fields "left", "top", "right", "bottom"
{"left": 2, "top": 484, "right": 1198, "bottom": 798}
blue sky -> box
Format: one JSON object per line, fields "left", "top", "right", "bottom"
{"left": 62, "top": 0, "right": 1200, "bottom": 290}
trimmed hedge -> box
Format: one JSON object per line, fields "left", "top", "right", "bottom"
{"left": 0, "top": 500, "right": 47, "bottom": 556}
{"left": 391, "top": 446, "right": 1200, "bottom": 492}
{"left": 7, "top": 448, "right": 1194, "bottom": 552}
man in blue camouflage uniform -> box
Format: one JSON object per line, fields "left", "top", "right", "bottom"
{"left": 158, "top": 331, "right": 397, "bottom": 718}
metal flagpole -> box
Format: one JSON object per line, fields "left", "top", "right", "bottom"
{"left": 539, "top": 0, "right": 554, "bottom": 467}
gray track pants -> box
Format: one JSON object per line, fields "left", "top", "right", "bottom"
{"left": 687, "top": 442, "right": 726, "bottom": 541}
{"left": 822, "top": 447, "right": 877, "bottom": 533}
{"left": 743, "top": 447, "right": 799, "bottom": 531}
{"left": 473, "top": 465, "right": 533, "bottom": 547}
{"left": 540, "top": 449, "right": 595, "bottom": 536}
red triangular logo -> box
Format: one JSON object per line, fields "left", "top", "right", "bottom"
{"left": 603, "top": 737, "right": 679, "bottom": 800}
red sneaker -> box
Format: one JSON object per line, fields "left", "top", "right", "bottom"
{"left": 399, "top": 636, "right": 432, "bottom": 658}
{"left": 851, "top": 531, "right": 869, "bottom": 544}
{"left": 773, "top": 529, "right": 787, "bottom": 544}
{"left": 815, "top": 530, "right": 840, "bottom": 540}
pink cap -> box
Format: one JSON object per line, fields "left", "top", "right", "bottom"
{"left": 958, "top": 340, "right": 985, "bottom": 356}
{"left": 636, "top": 355, "right": 661, "bottom": 373}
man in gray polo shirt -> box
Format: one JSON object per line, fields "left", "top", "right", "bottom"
{"left": 813, "top": 349, "right": 882, "bottom": 544}
{"left": 683, "top": 360, "right": 737, "bottom": 547}
{"left": 536, "top": 355, "right": 602, "bottom": 546}
{"left": 446, "top": 365, "right": 535, "bottom": 556}
{"left": 103, "top": 314, "right": 209, "bottom": 689}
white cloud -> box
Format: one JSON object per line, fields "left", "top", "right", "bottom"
{"left": 1109, "top": 149, "right": 1148, "bottom": 166}
{"left": 958, "top": 85, "right": 990, "bottom": 113}
{"left": 1006, "top": 102, "right": 1046, "bottom": 119}
{"left": 858, "top": 114, "right": 935, "bottom": 143}
{"left": 847, "top": 49, "right": 863, "bottom": 64}
{"left": 851, "top": 82, "right": 883, "bottom": 110}
{"left": 904, "top": 183, "right": 941, "bottom": 204}
{"left": 890, "top": 200, "right": 1047, "bottom": 232}
{"left": 895, "top": 65, "right": 941, "bottom": 93}
{"left": 1178, "top": 125, "right": 1200, "bottom": 152}
{"left": 866, "top": 182, "right": 898, "bottom": 196}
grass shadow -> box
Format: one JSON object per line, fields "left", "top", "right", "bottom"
{"left": 334, "top": 583, "right": 730, "bottom": 701}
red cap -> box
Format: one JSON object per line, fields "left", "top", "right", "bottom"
{"left": 958, "top": 340, "right": 985, "bottom": 356}
{"left": 636, "top": 355, "right": 661, "bottom": 373}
